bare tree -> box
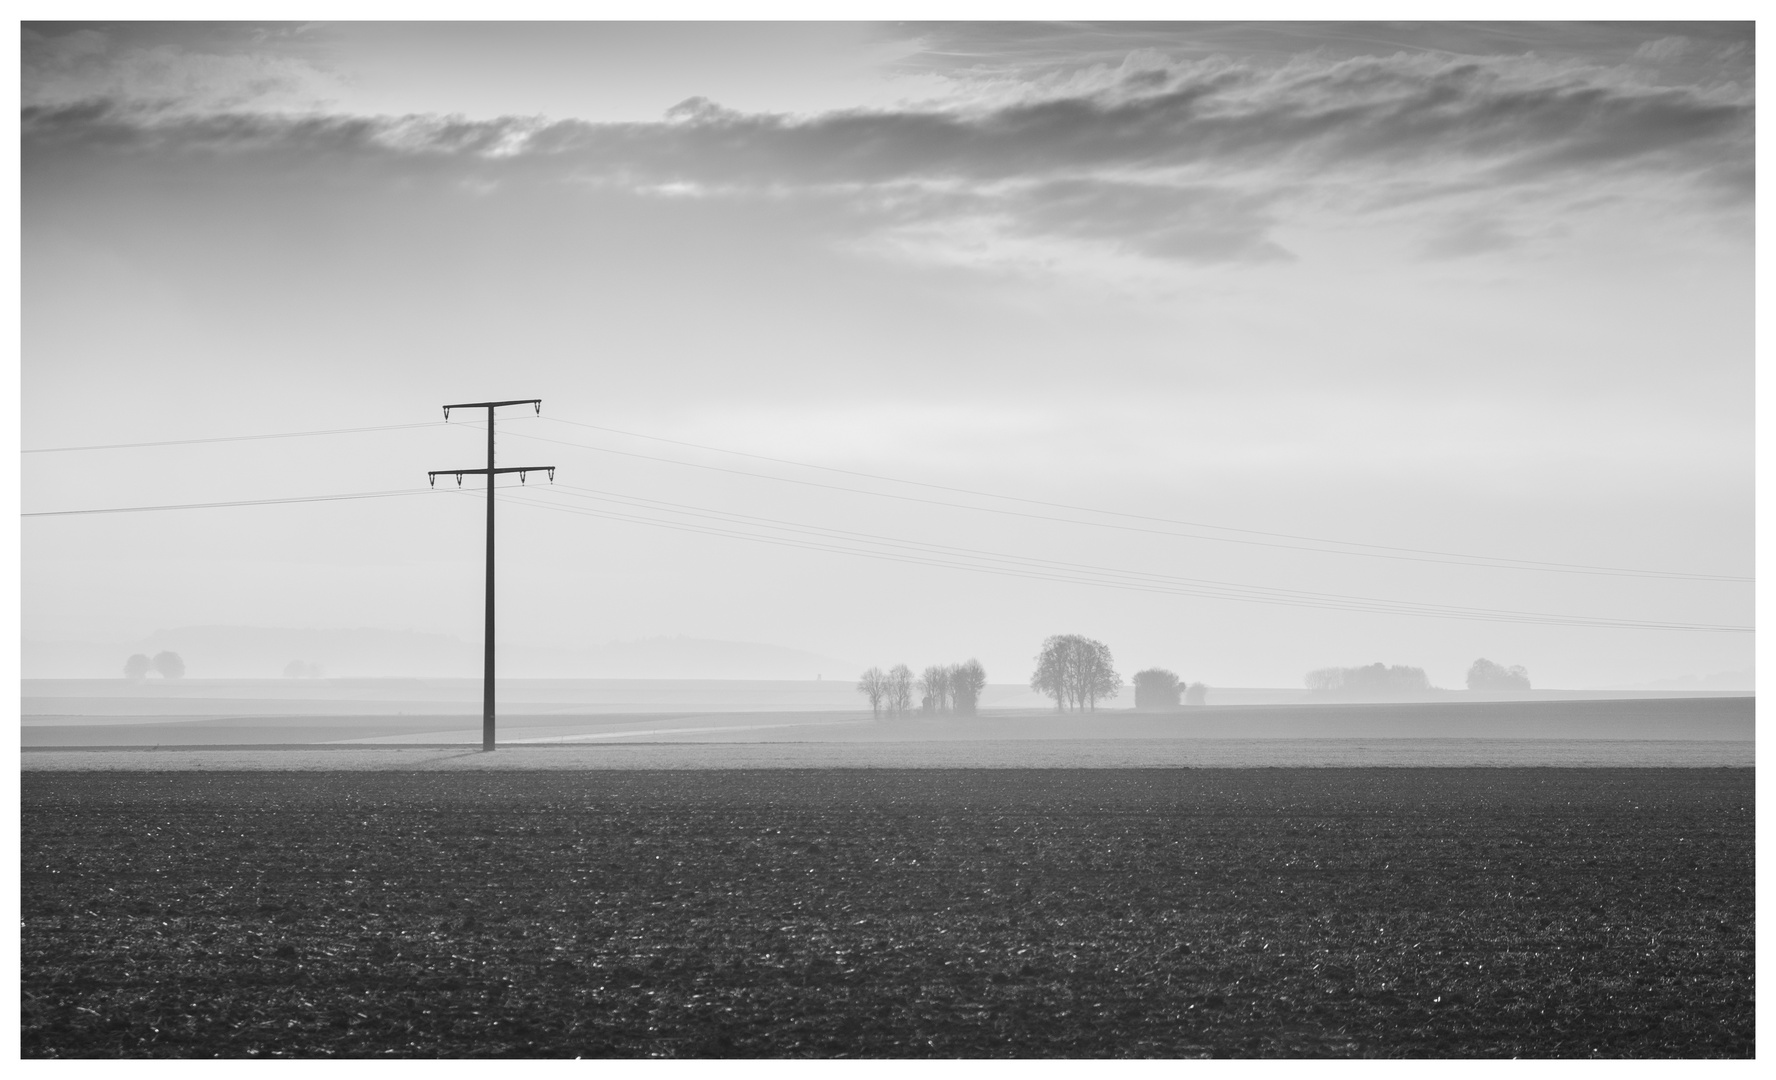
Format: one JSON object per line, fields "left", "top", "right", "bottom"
{"left": 918, "top": 665, "right": 951, "bottom": 714}
{"left": 1077, "top": 639, "right": 1119, "bottom": 712}
{"left": 950, "top": 659, "right": 987, "bottom": 715}
{"left": 887, "top": 664, "right": 914, "bottom": 718}
{"left": 152, "top": 651, "right": 186, "bottom": 680}
{"left": 123, "top": 654, "right": 151, "bottom": 680}
{"left": 1033, "top": 635, "right": 1118, "bottom": 712}
{"left": 1032, "top": 636, "right": 1071, "bottom": 711}
{"left": 856, "top": 667, "right": 888, "bottom": 719}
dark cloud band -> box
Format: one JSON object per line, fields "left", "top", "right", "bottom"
{"left": 22, "top": 49, "right": 1751, "bottom": 265}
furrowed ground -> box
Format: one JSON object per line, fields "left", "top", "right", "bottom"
{"left": 21, "top": 768, "right": 1753, "bottom": 1057}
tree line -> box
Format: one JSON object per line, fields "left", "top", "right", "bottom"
{"left": 1031, "top": 635, "right": 1205, "bottom": 711}
{"left": 858, "top": 635, "right": 1208, "bottom": 717}
{"left": 1305, "top": 662, "right": 1430, "bottom": 693}
{"left": 1305, "top": 659, "right": 1533, "bottom": 693}
{"left": 123, "top": 652, "right": 184, "bottom": 680}
{"left": 857, "top": 660, "right": 987, "bottom": 719}
{"left": 1466, "top": 658, "right": 1531, "bottom": 690}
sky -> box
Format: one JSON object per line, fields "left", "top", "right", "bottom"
{"left": 18, "top": 20, "right": 1755, "bottom": 688}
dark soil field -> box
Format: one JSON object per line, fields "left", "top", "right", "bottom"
{"left": 21, "top": 768, "right": 1753, "bottom": 1058}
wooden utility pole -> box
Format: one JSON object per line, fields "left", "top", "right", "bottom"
{"left": 430, "top": 399, "right": 555, "bottom": 751}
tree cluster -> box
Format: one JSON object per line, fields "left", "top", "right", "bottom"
{"left": 1133, "top": 668, "right": 1182, "bottom": 709}
{"left": 1133, "top": 668, "right": 1210, "bottom": 709}
{"left": 1466, "top": 658, "right": 1531, "bottom": 691}
{"left": 916, "top": 660, "right": 987, "bottom": 716}
{"left": 1305, "top": 662, "right": 1430, "bottom": 694}
{"left": 1031, "top": 634, "right": 1119, "bottom": 712}
{"left": 123, "top": 652, "right": 184, "bottom": 680}
{"left": 283, "top": 660, "right": 324, "bottom": 679}
{"left": 859, "top": 659, "right": 987, "bottom": 719}
{"left": 856, "top": 665, "right": 911, "bottom": 719}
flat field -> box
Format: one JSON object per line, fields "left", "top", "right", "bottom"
{"left": 21, "top": 692, "right": 1754, "bottom": 750}
{"left": 21, "top": 768, "right": 1752, "bottom": 1058}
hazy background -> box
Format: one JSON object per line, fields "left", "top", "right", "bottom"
{"left": 21, "top": 21, "right": 1753, "bottom": 691}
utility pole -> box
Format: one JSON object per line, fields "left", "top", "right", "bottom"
{"left": 430, "top": 399, "right": 555, "bottom": 751}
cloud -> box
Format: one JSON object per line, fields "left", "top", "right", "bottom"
{"left": 1010, "top": 179, "right": 1292, "bottom": 263}
{"left": 1631, "top": 36, "right": 1690, "bottom": 65}
{"left": 22, "top": 46, "right": 1750, "bottom": 273}
{"left": 22, "top": 23, "right": 348, "bottom": 114}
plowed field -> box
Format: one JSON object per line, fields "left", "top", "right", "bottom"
{"left": 21, "top": 768, "right": 1753, "bottom": 1057}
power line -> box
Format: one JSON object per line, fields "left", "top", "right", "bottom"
{"left": 22, "top": 488, "right": 440, "bottom": 516}
{"left": 477, "top": 486, "right": 1749, "bottom": 634}
{"left": 502, "top": 490, "right": 1747, "bottom": 633}
{"left": 537, "top": 415, "right": 1738, "bottom": 579}
{"left": 552, "top": 489, "right": 1743, "bottom": 632}
{"left": 22, "top": 421, "right": 451, "bottom": 454}
{"left": 539, "top": 482, "right": 1527, "bottom": 617}
{"left": 18, "top": 463, "right": 1746, "bottom": 631}
{"left": 504, "top": 421, "right": 1749, "bottom": 584}
{"left": 23, "top": 409, "right": 1747, "bottom": 584}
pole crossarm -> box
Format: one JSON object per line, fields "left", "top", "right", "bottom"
{"left": 429, "top": 466, "right": 556, "bottom": 486}
{"left": 443, "top": 399, "right": 542, "bottom": 419}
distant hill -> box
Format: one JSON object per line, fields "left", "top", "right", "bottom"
{"left": 23, "top": 627, "right": 854, "bottom": 680}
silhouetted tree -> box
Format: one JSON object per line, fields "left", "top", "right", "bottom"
{"left": 123, "top": 654, "right": 151, "bottom": 680}
{"left": 1184, "top": 682, "right": 1208, "bottom": 706}
{"left": 918, "top": 666, "right": 951, "bottom": 714}
{"left": 857, "top": 667, "right": 888, "bottom": 719}
{"left": 152, "top": 651, "right": 185, "bottom": 679}
{"left": 950, "top": 659, "right": 987, "bottom": 716}
{"left": 1032, "top": 637, "right": 1071, "bottom": 711}
{"left": 1133, "top": 668, "right": 1182, "bottom": 709}
{"left": 1078, "top": 642, "right": 1120, "bottom": 711}
{"left": 1032, "top": 635, "right": 1120, "bottom": 712}
{"left": 887, "top": 664, "right": 914, "bottom": 718}
{"left": 1466, "top": 658, "right": 1531, "bottom": 691}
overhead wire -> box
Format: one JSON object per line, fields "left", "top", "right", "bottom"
{"left": 459, "top": 485, "right": 1749, "bottom": 633}
{"left": 21, "top": 411, "right": 1747, "bottom": 583}
{"left": 22, "top": 420, "right": 451, "bottom": 454}
{"left": 497, "top": 421, "right": 1749, "bottom": 584}
{"left": 23, "top": 488, "right": 441, "bottom": 517}
{"left": 19, "top": 413, "right": 1750, "bottom": 631}
{"left": 497, "top": 490, "right": 1749, "bottom": 633}
{"left": 532, "top": 415, "right": 1749, "bottom": 583}
{"left": 538, "top": 482, "right": 1579, "bottom": 619}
